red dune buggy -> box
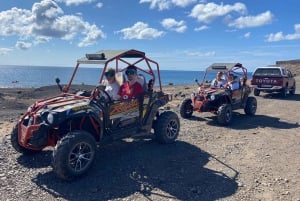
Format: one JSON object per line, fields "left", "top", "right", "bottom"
{"left": 180, "top": 63, "right": 257, "bottom": 125}
{"left": 11, "top": 49, "right": 180, "bottom": 180}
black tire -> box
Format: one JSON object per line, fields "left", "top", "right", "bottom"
{"left": 10, "top": 124, "right": 41, "bottom": 154}
{"left": 180, "top": 98, "right": 193, "bottom": 118}
{"left": 217, "top": 104, "right": 232, "bottom": 126}
{"left": 254, "top": 88, "right": 260, "bottom": 96}
{"left": 52, "top": 130, "right": 96, "bottom": 181}
{"left": 154, "top": 111, "right": 180, "bottom": 144}
{"left": 244, "top": 97, "right": 257, "bottom": 115}
{"left": 281, "top": 87, "right": 287, "bottom": 98}
{"left": 289, "top": 84, "right": 296, "bottom": 95}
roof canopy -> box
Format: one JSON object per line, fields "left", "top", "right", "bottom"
{"left": 206, "top": 63, "right": 242, "bottom": 71}
{"left": 77, "top": 49, "right": 146, "bottom": 64}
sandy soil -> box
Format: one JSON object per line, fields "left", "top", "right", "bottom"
{"left": 0, "top": 77, "right": 299, "bottom": 201}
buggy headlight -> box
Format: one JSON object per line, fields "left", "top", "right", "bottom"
{"left": 47, "top": 113, "right": 54, "bottom": 124}
{"left": 210, "top": 95, "right": 215, "bottom": 100}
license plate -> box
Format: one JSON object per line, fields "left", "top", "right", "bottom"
{"left": 261, "top": 85, "right": 272, "bottom": 88}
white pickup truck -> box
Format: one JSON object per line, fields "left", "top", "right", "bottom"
{"left": 250, "top": 66, "right": 296, "bottom": 97}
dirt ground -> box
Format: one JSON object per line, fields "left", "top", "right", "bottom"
{"left": 0, "top": 77, "right": 299, "bottom": 201}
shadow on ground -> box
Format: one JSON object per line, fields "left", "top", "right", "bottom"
{"left": 185, "top": 111, "right": 298, "bottom": 130}
{"left": 19, "top": 139, "right": 238, "bottom": 201}
{"left": 259, "top": 93, "right": 300, "bottom": 101}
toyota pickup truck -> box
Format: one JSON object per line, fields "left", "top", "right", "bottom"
{"left": 250, "top": 66, "right": 296, "bottom": 97}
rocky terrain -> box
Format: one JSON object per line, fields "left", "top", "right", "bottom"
{"left": 0, "top": 64, "right": 299, "bottom": 201}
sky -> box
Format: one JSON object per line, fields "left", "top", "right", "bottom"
{"left": 0, "top": 0, "right": 300, "bottom": 71}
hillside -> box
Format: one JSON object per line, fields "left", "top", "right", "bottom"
{"left": 276, "top": 59, "right": 300, "bottom": 75}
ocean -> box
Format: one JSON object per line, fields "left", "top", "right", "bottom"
{"left": 0, "top": 65, "right": 253, "bottom": 88}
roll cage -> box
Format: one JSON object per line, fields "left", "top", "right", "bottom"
{"left": 63, "top": 49, "right": 163, "bottom": 93}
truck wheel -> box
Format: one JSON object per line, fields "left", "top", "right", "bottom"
{"left": 244, "top": 97, "right": 257, "bottom": 115}
{"left": 10, "top": 124, "right": 41, "bottom": 154}
{"left": 281, "top": 87, "right": 287, "bottom": 98}
{"left": 254, "top": 88, "right": 260, "bottom": 96}
{"left": 154, "top": 111, "right": 180, "bottom": 144}
{"left": 180, "top": 98, "right": 193, "bottom": 118}
{"left": 217, "top": 104, "right": 232, "bottom": 126}
{"left": 289, "top": 84, "right": 296, "bottom": 95}
{"left": 52, "top": 130, "right": 96, "bottom": 181}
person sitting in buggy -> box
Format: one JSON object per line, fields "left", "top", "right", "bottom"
{"left": 226, "top": 74, "right": 240, "bottom": 90}
{"left": 118, "top": 65, "right": 144, "bottom": 99}
{"left": 104, "top": 68, "right": 120, "bottom": 100}
{"left": 211, "top": 71, "right": 227, "bottom": 88}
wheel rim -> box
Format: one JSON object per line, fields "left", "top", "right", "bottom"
{"left": 251, "top": 102, "right": 257, "bottom": 113}
{"left": 225, "top": 108, "right": 232, "bottom": 122}
{"left": 69, "top": 142, "right": 94, "bottom": 172}
{"left": 166, "top": 120, "right": 178, "bottom": 139}
{"left": 185, "top": 104, "right": 193, "bottom": 114}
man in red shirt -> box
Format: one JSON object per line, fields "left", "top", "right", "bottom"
{"left": 118, "top": 65, "right": 144, "bottom": 99}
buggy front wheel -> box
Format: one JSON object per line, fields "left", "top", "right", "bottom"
{"left": 52, "top": 130, "right": 96, "bottom": 181}
{"left": 154, "top": 111, "right": 180, "bottom": 144}
{"left": 217, "top": 104, "right": 232, "bottom": 126}
{"left": 180, "top": 98, "right": 193, "bottom": 118}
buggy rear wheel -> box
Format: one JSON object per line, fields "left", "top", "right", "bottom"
{"left": 52, "top": 130, "right": 96, "bottom": 181}
{"left": 154, "top": 111, "right": 180, "bottom": 144}
{"left": 244, "top": 97, "right": 257, "bottom": 115}
{"left": 180, "top": 98, "right": 193, "bottom": 118}
{"left": 217, "top": 104, "right": 232, "bottom": 126}
{"left": 254, "top": 88, "right": 260, "bottom": 96}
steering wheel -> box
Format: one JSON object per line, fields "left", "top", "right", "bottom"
{"left": 91, "top": 85, "right": 112, "bottom": 103}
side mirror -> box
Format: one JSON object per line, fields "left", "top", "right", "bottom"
{"left": 55, "top": 77, "right": 62, "bottom": 92}
{"left": 55, "top": 77, "right": 60, "bottom": 84}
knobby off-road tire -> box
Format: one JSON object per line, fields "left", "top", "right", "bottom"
{"left": 217, "top": 104, "right": 232, "bottom": 126}
{"left": 154, "top": 111, "right": 180, "bottom": 144}
{"left": 52, "top": 130, "right": 96, "bottom": 181}
{"left": 254, "top": 88, "right": 260, "bottom": 96}
{"left": 180, "top": 98, "right": 193, "bottom": 118}
{"left": 10, "top": 124, "right": 41, "bottom": 154}
{"left": 244, "top": 97, "right": 257, "bottom": 115}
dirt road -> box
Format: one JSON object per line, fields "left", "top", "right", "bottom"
{"left": 0, "top": 77, "right": 299, "bottom": 201}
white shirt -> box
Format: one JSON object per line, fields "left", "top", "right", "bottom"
{"left": 105, "top": 81, "right": 120, "bottom": 100}
{"left": 228, "top": 81, "right": 239, "bottom": 90}
{"left": 211, "top": 79, "right": 227, "bottom": 88}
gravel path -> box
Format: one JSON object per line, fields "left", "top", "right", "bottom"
{"left": 0, "top": 79, "right": 300, "bottom": 201}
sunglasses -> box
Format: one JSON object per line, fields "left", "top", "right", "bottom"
{"left": 105, "top": 72, "right": 115, "bottom": 77}
{"left": 125, "top": 69, "right": 136, "bottom": 75}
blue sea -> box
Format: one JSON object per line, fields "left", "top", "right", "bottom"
{"left": 0, "top": 65, "right": 253, "bottom": 88}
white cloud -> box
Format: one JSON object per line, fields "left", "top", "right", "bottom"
{"left": 189, "top": 2, "right": 247, "bottom": 23}
{"left": 228, "top": 11, "right": 273, "bottom": 29}
{"left": 244, "top": 32, "right": 251, "bottom": 38}
{"left": 139, "top": 0, "right": 196, "bottom": 11}
{"left": 0, "top": 7, "right": 33, "bottom": 37}
{"left": 0, "top": 0, "right": 105, "bottom": 48}
{"left": 172, "top": 0, "right": 197, "bottom": 7}
{"left": 185, "top": 50, "right": 216, "bottom": 57}
{"left": 194, "top": 25, "right": 209, "bottom": 31}
{"left": 15, "top": 41, "right": 32, "bottom": 50}
{"left": 266, "top": 24, "right": 300, "bottom": 42}
{"left": 0, "top": 48, "right": 13, "bottom": 55}
{"left": 161, "top": 18, "right": 187, "bottom": 33}
{"left": 117, "top": 22, "right": 165, "bottom": 40}
{"left": 96, "top": 2, "right": 103, "bottom": 8}
{"left": 56, "top": 0, "right": 96, "bottom": 6}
